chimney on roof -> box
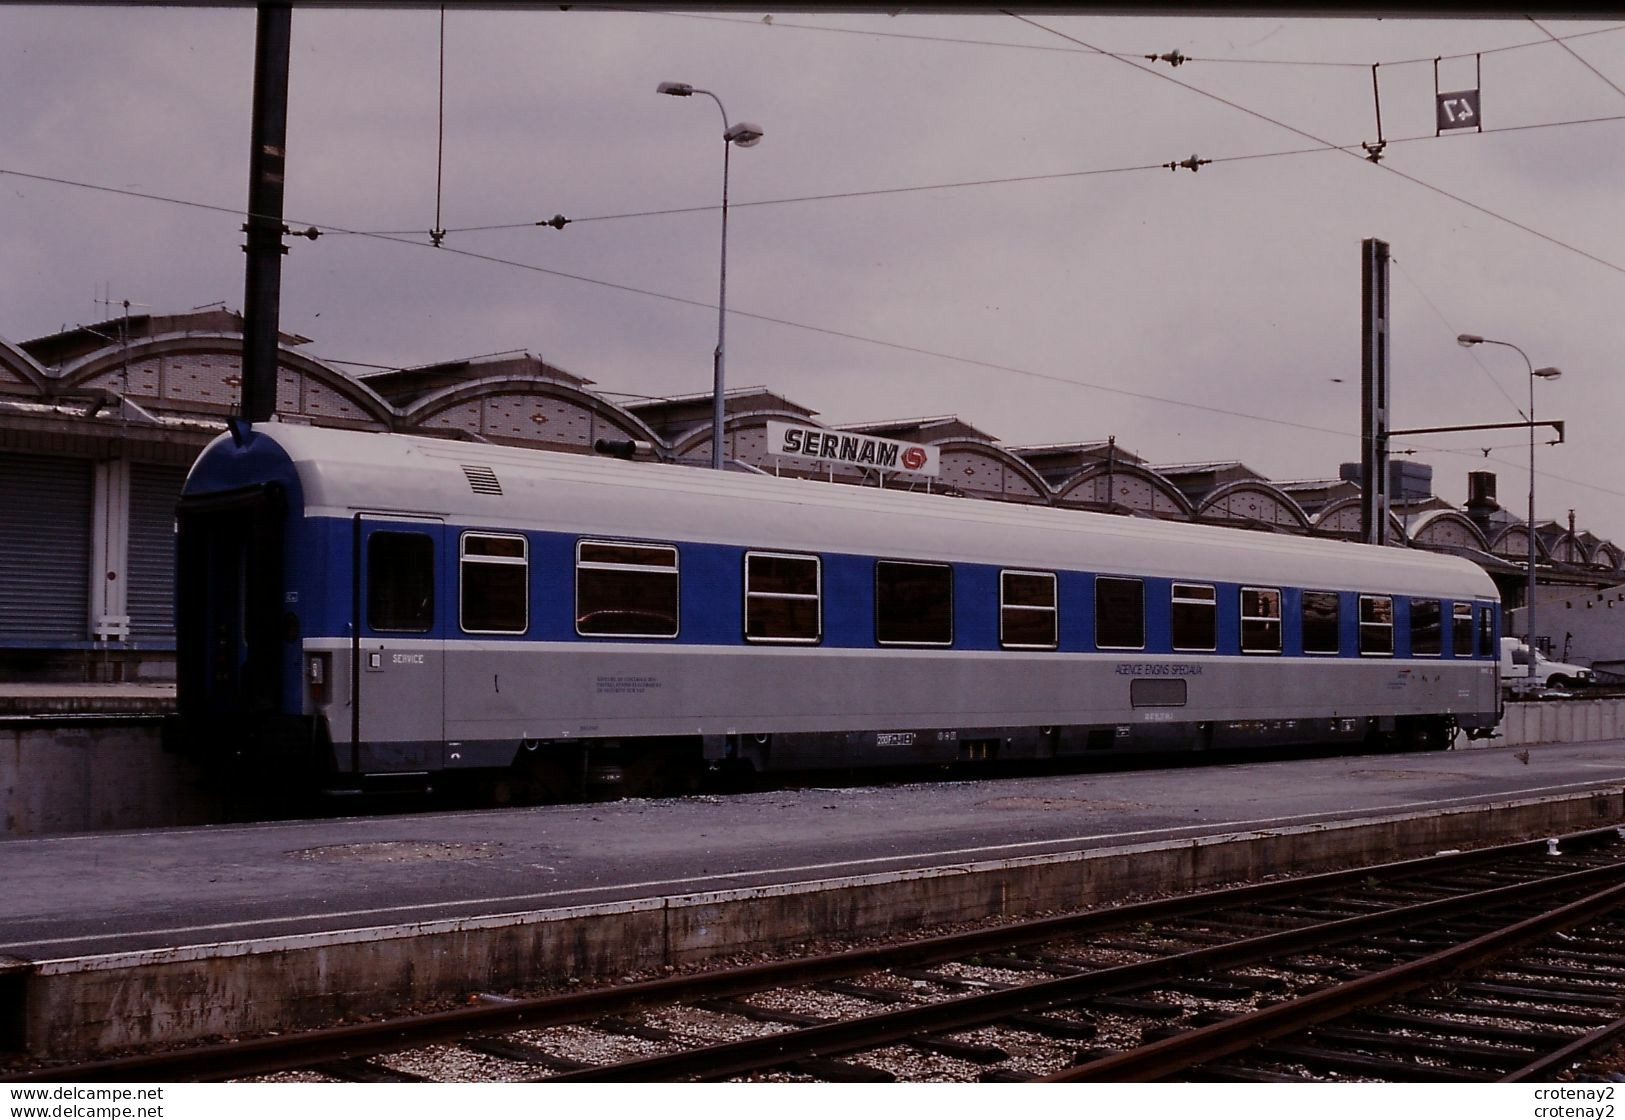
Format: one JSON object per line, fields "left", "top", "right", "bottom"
{"left": 1466, "top": 471, "right": 1498, "bottom": 527}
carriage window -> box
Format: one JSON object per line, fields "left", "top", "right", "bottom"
{"left": 876, "top": 561, "right": 952, "bottom": 646}
{"left": 745, "top": 552, "right": 821, "bottom": 643}
{"left": 1478, "top": 605, "right": 1495, "bottom": 657}
{"left": 1241, "top": 587, "right": 1282, "bottom": 654}
{"left": 1360, "top": 595, "right": 1394, "bottom": 655}
{"left": 1302, "top": 591, "right": 1341, "bottom": 654}
{"left": 1452, "top": 602, "right": 1474, "bottom": 657}
{"left": 1001, "top": 570, "right": 1057, "bottom": 649}
{"left": 1171, "top": 583, "right": 1216, "bottom": 652}
{"left": 576, "top": 540, "right": 679, "bottom": 637}
{"left": 461, "top": 532, "right": 528, "bottom": 634}
{"left": 1095, "top": 577, "right": 1144, "bottom": 650}
{"left": 1410, "top": 599, "right": 1443, "bottom": 656}
{"left": 368, "top": 531, "right": 434, "bottom": 633}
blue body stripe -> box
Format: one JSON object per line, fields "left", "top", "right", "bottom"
{"left": 289, "top": 515, "right": 1499, "bottom": 661}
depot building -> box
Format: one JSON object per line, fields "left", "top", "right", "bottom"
{"left": 3, "top": 306, "right": 1620, "bottom": 682}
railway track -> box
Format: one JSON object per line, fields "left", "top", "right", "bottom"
{"left": 12, "top": 825, "right": 1625, "bottom": 1084}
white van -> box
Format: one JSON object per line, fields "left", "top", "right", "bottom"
{"left": 1500, "top": 637, "right": 1594, "bottom": 691}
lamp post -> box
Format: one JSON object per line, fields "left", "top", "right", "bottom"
{"left": 657, "top": 81, "right": 763, "bottom": 471}
{"left": 1456, "top": 333, "right": 1562, "bottom": 687}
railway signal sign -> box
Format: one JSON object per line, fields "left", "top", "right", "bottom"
{"left": 1436, "top": 89, "right": 1481, "bottom": 132}
{"left": 1434, "top": 54, "right": 1483, "bottom": 136}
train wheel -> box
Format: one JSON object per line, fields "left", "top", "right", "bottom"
{"left": 509, "top": 743, "right": 590, "bottom": 804}
{"left": 618, "top": 738, "right": 704, "bottom": 798}
{"left": 705, "top": 757, "right": 757, "bottom": 795}
{"left": 1400, "top": 718, "right": 1454, "bottom": 752}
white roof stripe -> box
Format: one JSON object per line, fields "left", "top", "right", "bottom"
{"left": 247, "top": 422, "right": 1498, "bottom": 601}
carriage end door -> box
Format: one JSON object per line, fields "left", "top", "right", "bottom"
{"left": 353, "top": 516, "right": 446, "bottom": 773}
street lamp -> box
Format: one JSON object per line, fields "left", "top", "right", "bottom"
{"left": 1456, "top": 333, "right": 1562, "bottom": 688}
{"left": 657, "top": 81, "right": 764, "bottom": 471}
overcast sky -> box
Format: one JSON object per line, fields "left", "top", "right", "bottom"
{"left": 4, "top": 5, "right": 1624, "bottom": 542}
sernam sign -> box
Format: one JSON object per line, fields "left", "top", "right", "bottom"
{"left": 766, "top": 420, "right": 940, "bottom": 477}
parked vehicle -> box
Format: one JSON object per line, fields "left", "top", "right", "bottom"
{"left": 1499, "top": 637, "right": 1594, "bottom": 691}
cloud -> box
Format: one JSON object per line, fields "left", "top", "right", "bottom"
{"left": 4, "top": 7, "right": 1624, "bottom": 541}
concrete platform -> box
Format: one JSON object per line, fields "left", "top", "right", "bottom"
{"left": 0, "top": 683, "right": 175, "bottom": 718}
{"left": 3, "top": 686, "right": 1624, "bottom": 836}
{"left": 0, "top": 696, "right": 218, "bottom": 835}
{"left": 3, "top": 738, "right": 1624, "bottom": 1058}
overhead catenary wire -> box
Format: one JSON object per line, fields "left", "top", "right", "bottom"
{"left": 13, "top": 209, "right": 1619, "bottom": 506}
{"left": 19, "top": 10, "right": 1610, "bottom": 263}
{"left": 647, "top": 8, "right": 1625, "bottom": 72}
{"left": 6, "top": 30, "right": 1623, "bottom": 510}
{"left": 6, "top": 84, "right": 1625, "bottom": 429}
{"left": 1391, "top": 444, "right": 1622, "bottom": 509}
{"left": 13, "top": 106, "right": 1625, "bottom": 249}
{"left": 1, "top": 113, "right": 1622, "bottom": 458}
{"left": 0, "top": 164, "right": 1358, "bottom": 443}
{"left": 1004, "top": 13, "right": 1625, "bottom": 282}
{"left": 1530, "top": 16, "right": 1625, "bottom": 102}
{"left": 996, "top": 14, "right": 1618, "bottom": 507}
{"left": 1390, "top": 258, "right": 1527, "bottom": 419}
{"left": 342, "top": 111, "right": 1625, "bottom": 239}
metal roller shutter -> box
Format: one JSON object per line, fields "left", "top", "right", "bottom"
{"left": 128, "top": 462, "right": 188, "bottom": 643}
{"left": 0, "top": 452, "right": 93, "bottom": 643}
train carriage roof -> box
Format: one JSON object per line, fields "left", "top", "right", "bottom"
{"left": 196, "top": 422, "right": 1498, "bottom": 601}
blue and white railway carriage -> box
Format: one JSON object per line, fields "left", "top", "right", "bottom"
{"left": 175, "top": 422, "right": 1501, "bottom": 792}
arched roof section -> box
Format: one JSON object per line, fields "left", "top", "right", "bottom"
{"left": 1489, "top": 523, "right": 1540, "bottom": 563}
{"left": 926, "top": 440, "right": 1050, "bottom": 504}
{"left": 1195, "top": 480, "right": 1311, "bottom": 533}
{"left": 1545, "top": 530, "right": 1586, "bottom": 565}
{"left": 56, "top": 332, "right": 393, "bottom": 429}
{"left": 1406, "top": 510, "right": 1490, "bottom": 553}
{"left": 1054, "top": 461, "right": 1193, "bottom": 519}
{"left": 670, "top": 409, "right": 814, "bottom": 466}
{"left": 696, "top": 409, "right": 835, "bottom": 469}
{"left": 405, "top": 376, "right": 661, "bottom": 453}
{"left": 1591, "top": 541, "right": 1625, "bottom": 572}
{"left": 0, "top": 334, "right": 50, "bottom": 396}
{"left": 277, "top": 348, "right": 393, "bottom": 429}
{"left": 1309, "top": 496, "right": 1409, "bottom": 545}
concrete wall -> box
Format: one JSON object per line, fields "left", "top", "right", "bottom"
{"left": 1497, "top": 698, "right": 1625, "bottom": 748}
{"left": 0, "top": 719, "right": 220, "bottom": 834}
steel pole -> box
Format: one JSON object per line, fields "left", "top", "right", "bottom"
{"left": 658, "top": 84, "right": 756, "bottom": 470}
{"left": 1527, "top": 355, "right": 1539, "bottom": 686}
{"left": 686, "top": 90, "right": 731, "bottom": 472}
{"left": 714, "top": 127, "right": 731, "bottom": 471}
{"left": 240, "top": 3, "right": 292, "bottom": 423}
{"left": 1463, "top": 336, "right": 1547, "bottom": 687}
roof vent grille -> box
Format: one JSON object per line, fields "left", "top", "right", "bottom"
{"left": 461, "top": 464, "right": 502, "bottom": 496}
